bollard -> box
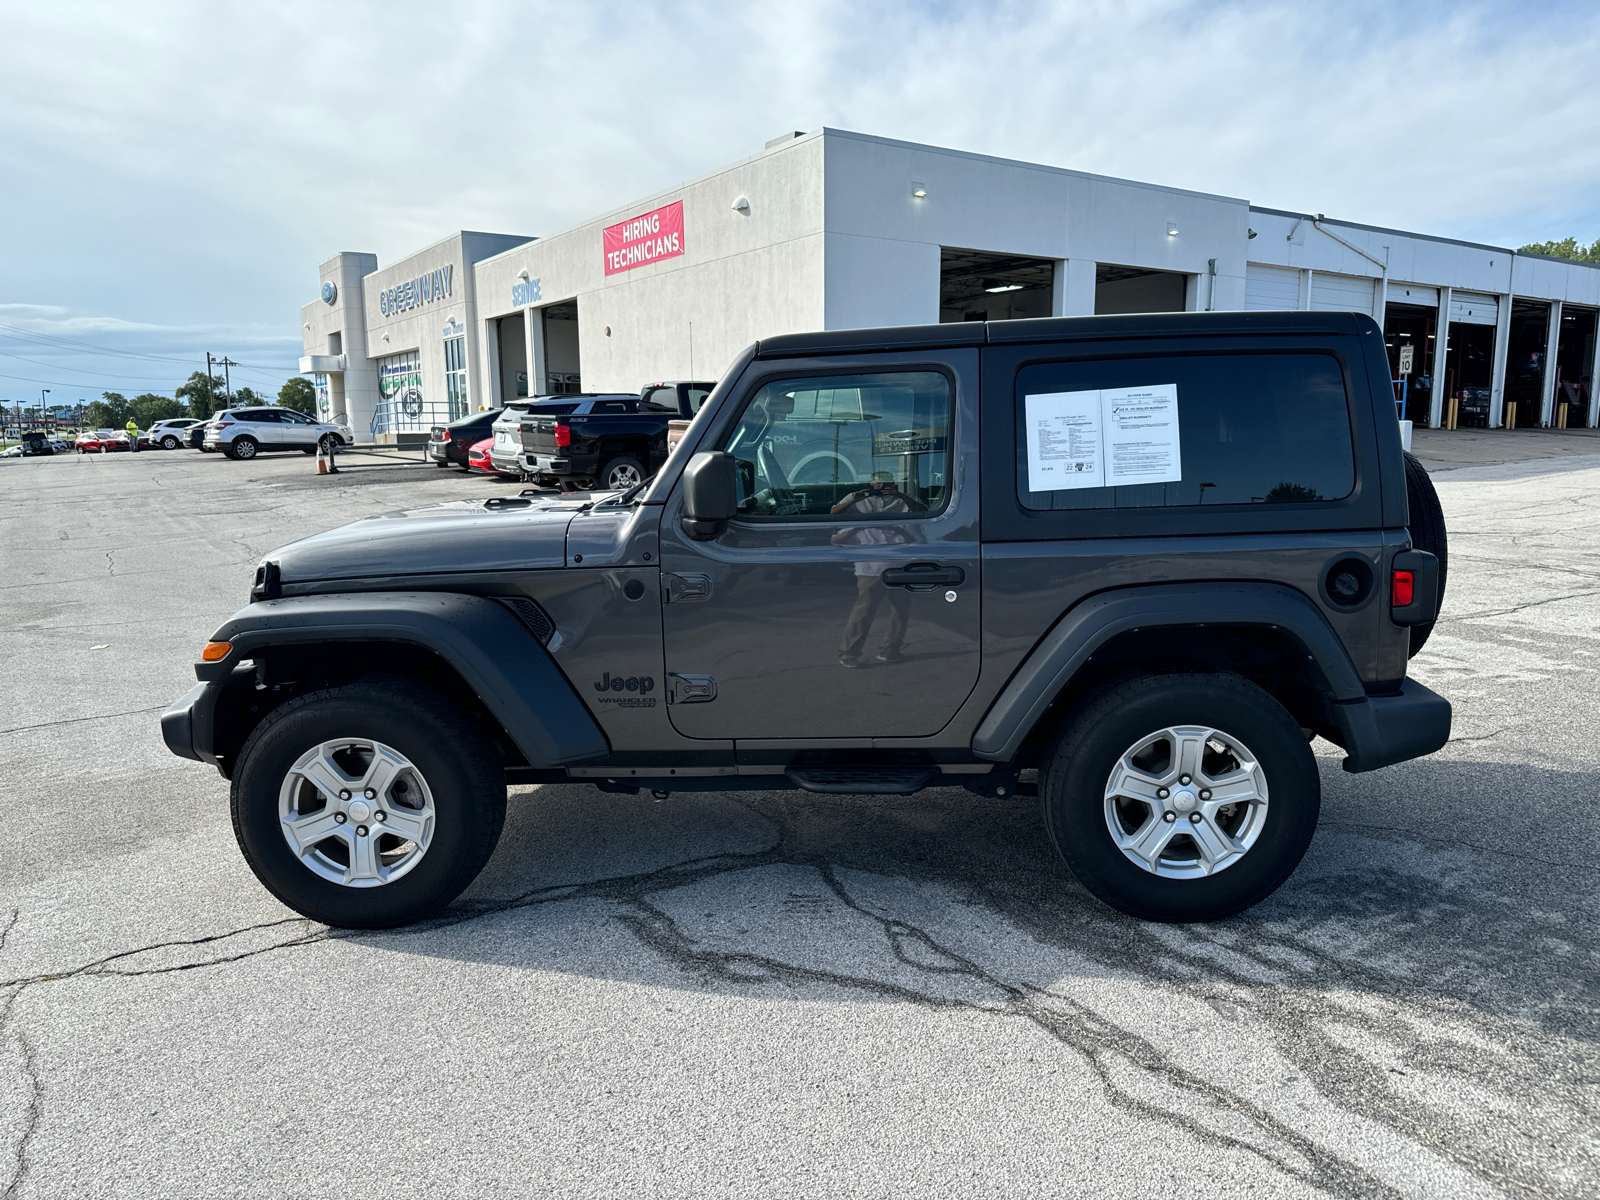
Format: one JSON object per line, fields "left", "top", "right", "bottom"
{"left": 325, "top": 435, "right": 339, "bottom": 473}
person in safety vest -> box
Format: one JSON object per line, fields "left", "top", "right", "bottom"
{"left": 126, "top": 419, "right": 140, "bottom": 452}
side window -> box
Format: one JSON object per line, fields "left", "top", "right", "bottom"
{"left": 641, "top": 387, "right": 676, "bottom": 412}
{"left": 1015, "top": 353, "right": 1354, "bottom": 511}
{"left": 686, "top": 387, "right": 711, "bottom": 413}
{"left": 279, "top": 410, "right": 310, "bottom": 424}
{"left": 591, "top": 400, "right": 631, "bottom": 414}
{"left": 721, "top": 371, "right": 952, "bottom": 518}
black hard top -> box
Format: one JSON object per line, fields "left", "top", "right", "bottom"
{"left": 754, "top": 310, "right": 1372, "bottom": 359}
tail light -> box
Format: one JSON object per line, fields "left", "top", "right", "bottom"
{"left": 554, "top": 424, "right": 571, "bottom": 447}
{"left": 216, "top": 421, "right": 233, "bottom": 430}
{"left": 1391, "top": 570, "right": 1414, "bottom": 607}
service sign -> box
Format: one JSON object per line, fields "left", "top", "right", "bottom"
{"left": 603, "top": 201, "right": 684, "bottom": 276}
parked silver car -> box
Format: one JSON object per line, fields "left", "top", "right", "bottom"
{"left": 203, "top": 407, "right": 353, "bottom": 460}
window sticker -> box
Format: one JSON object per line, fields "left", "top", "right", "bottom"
{"left": 1025, "top": 383, "right": 1182, "bottom": 491}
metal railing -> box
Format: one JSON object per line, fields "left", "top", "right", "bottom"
{"left": 370, "top": 394, "right": 456, "bottom": 440}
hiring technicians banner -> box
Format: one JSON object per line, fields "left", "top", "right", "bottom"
{"left": 603, "top": 201, "right": 684, "bottom": 275}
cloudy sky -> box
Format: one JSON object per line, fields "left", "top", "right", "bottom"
{"left": 4, "top": 0, "right": 1599, "bottom": 406}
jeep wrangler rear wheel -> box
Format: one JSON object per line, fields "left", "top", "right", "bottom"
{"left": 230, "top": 677, "right": 506, "bottom": 928}
{"left": 1042, "top": 672, "right": 1319, "bottom": 922}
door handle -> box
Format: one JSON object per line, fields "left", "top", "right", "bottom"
{"left": 881, "top": 562, "right": 965, "bottom": 589}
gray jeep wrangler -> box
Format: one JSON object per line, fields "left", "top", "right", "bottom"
{"left": 162, "top": 311, "right": 1450, "bottom": 928}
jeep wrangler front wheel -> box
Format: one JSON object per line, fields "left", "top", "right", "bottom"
{"left": 230, "top": 678, "right": 506, "bottom": 928}
{"left": 1042, "top": 673, "right": 1319, "bottom": 922}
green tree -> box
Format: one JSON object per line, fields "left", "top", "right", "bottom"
{"left": 1520, "top": 237, "right": 1600, "bottom": 264}
{"left": 85, "top": 391, "right": 131, "bottom": 429}
{"left": 176, "top": 371, "right": 227, "bottom": 419}
{"left": 278, "top": 375, "right": 317, "bottom": 414}
{"left": 231, "top": 386, "right": 263, "bottom": 407}
{"left": 129, "top": 394, "right": 187, "bottom": 426}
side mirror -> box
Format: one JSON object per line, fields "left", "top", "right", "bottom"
{"left": 681, "top": 451, "right": 737, "bottom": 539}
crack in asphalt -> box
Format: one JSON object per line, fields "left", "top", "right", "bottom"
{"left": 0, "top": 794, "right": 1591, "bottom": 1197}
{"left": 0, "top": 706, "right": 166, "bottom": 739}
{"left": 1441, "top": 585, "right": 1600, "bottom": 622}
{"left": 0, "top": 989, "right": 41, "bottom": 1200}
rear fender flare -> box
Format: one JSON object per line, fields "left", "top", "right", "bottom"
{"left": 198, "top": 591, "right": 608, "bottom": 767}
{"left": 971, "top": 582, "right": 1363, "bottom": 763}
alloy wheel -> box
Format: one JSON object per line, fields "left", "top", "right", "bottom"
{"left": 277, "top": 738, "right": 437, "bottom": 887}
{"left": 1103, "top": 724, "right": 1268, "bottom": 879}
{"left": 606, "top": 462, "right": 643, "bottom": 489}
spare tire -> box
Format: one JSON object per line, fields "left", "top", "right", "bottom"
{"left": 1403, "top": 450, "right": 1447, "bottom": 657}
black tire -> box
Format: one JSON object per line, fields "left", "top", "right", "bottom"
{"left": 1041, "top": 672, "right": 1320, "bottom": 923}
{"left": 161, "top": 435, "right": 180, "bottom": 450}
{"left": 230, "top": 436, "right": 258, "bottom": 461}
{"left": 230, "top": 677, "right": 507, "bottom": 928}
{"left": 1402, "top": 450, "right": 1447, "bottom": 657}
{"left": 598, "top": 455, "right": 647, "bottom": 491}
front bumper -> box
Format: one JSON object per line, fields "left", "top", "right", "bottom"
{"left": 161, "top": 681, "right": 221, "bottom": 767}
{"left": 1331, "top": 678, "right": 1452, "bottom": 773}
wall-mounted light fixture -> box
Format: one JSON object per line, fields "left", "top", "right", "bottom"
{"left": 1167, "top": 222, "right": 1179, "bottom": 237}
{"left": 1247, "top": 228, "right": 1258, "bottom": 239}
{"left": 732, "top": 195, "right": 750, "bottom": 213}
{"left": 604, "top": 326, "right": 612, "bottom": 337}
{"left": 517, "top": 268, "right": 530, "bottom": 281}
{"left": 911, "top": 182, "right": 927, "bottom": 199}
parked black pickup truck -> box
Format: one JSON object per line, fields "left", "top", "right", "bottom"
{"left": 521, "top": 381, "right": 714, "bottom": 491}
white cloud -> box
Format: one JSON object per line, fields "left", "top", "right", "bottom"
{"left": 1, "top": 0, "right": 1596, "bottom": 395}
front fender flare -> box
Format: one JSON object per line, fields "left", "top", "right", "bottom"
{"left": 195, "top": 591, "right": 608, "bottom": 768}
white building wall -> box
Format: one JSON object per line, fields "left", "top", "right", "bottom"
{"left": 474, "top": 135, "right": 828, "bottom": 395}
{"left": 307, "top": 128, "right": 1600, "bottom": 435}
{"left": 301, "top": 252, "right": 378, "bottom": 431}
{"left": 359, "top": 231, "right": 531, "bottom": 440}
{"left": 818, "top": 130, "right": 1250, "bottom": 325}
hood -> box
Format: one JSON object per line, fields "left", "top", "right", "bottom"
{"left": 269, "top": 495, "right": 590, "bottom": 584}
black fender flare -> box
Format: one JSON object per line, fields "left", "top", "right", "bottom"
{"left": 971, "top": 582, "right": 1366, "bottom": 764}
{"left": 172, "top": 591, "right": 608, "bottom": 768}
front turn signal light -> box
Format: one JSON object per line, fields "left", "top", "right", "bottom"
{"left": 201, "top": 641, "right": 233, "bottom": 662}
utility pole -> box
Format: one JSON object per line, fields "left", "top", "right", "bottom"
{"left": 218, "top": 357, "right": 238, "bottom": 404}
{"left": 205, "top": 352, "right": 216, "bottom": 416}
{"left": 39, "top": 389, "right": 49, "bottom": 431}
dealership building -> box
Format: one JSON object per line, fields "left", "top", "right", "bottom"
{"left": 301, "top": 127, "right": 1600, "bottom": 441}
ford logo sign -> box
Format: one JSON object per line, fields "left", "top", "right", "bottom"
{"left": 321, "top": 281, "right": 337, "bottom": 305}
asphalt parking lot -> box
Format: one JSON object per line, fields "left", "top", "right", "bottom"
{"left": 1, "top": 439, "right": 1596, "bottom": 1199}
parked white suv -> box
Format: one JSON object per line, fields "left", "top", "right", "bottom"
{"left": 148, "top": 417, "right": 203, "bottom": 449}
{"left": 203, "top": 407, "right": 352, "bottom": 460}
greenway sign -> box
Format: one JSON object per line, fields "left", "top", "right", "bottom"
{"left": 379, "top": 264, "right": 454, "bottom": 316}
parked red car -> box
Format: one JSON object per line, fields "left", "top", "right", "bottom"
{"left": 75, "top": 429, "right": 152, "bottom": 452}
{"left": 467, "top": 436, "right": 517, "bottom": 478}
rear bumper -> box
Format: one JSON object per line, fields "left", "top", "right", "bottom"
{"left": 1331, "top": 678, "right": 1452, "bottom": 773}
{"left": 427, "top": 441, "right": 449, "bottom": 461}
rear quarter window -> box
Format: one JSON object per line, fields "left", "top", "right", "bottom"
{"left": 1016, "top": 352, "right": 1355, "bottom": 511}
